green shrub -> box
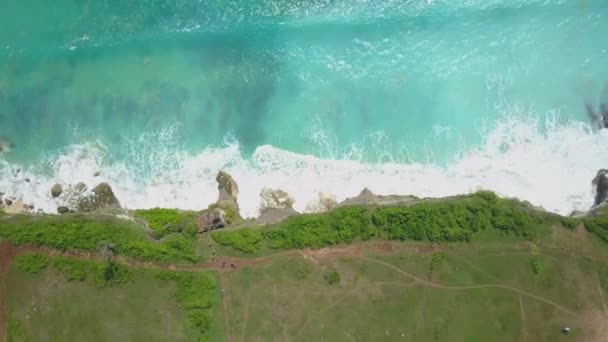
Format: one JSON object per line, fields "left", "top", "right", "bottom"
{"left": 53, "top": 257, "right": 91, "bottom": 281}
{"left": 212, "top": 229, "right": 262, "bottom": 253}
{"left": 14, "top": 253, "right": 48, "bottom": 274}
{"left": 51, "top": 257, "right": 133, "bottom": 287}
{"left": 287, "top": 259, "right": 313, "bottom": 280}
{"left": 329, "top": 207, "right": 374, "bottom": 241}
{"left": 94, "top": 260, "right": 134, "bottom": 287}
{"left": 154, "top": 271, "right": 217, "bottom": 338}
{"left": 585, "top": 215, "right": 608, "bottom": 242}
{"left": 0, "top": 214, "right": 197, "bottom": 263}
{"left": 428, "top": 253, "right": 445, "bottom": 278}
{"left": 372, "top": 192, "right": 539, "bottom": 242}
{"left": 560, "top": 217, "right": 579, "bottom": 229}
{"left": 134, "top": 208, "right": 197, "bottom": 238}
{"left": 212, "top": 192, "right": 548, "bottom": 253}
{"left": 530, "top": 258, "right": 543, "bottom": 275}
{"left": 8, "top": 312, "right": 26, "bottom": 341}
{"left": 324, "top": 270, "right": 340, "bottom": 285}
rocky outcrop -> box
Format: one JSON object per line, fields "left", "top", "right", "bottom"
{"left": 256, "top": 188, "right": 298, "bottom": 225}
{"left": 216, "top": 171, "right": 239, "bottom": 210}
{"left": 76, "top": 183, "right": 121, "bottom": 212}
{"left": 593, "top": 169, "right": 608, "bottom": 207}
{"left": 196, "top": 208, "right": 227, "bottom": 233}
{"left": 51, "top": 183, "right": 63, "bottom": 198}
{"left": 196, "top": 171, "right": 243, "bottom": 232}
{"left": 256, "top": 207, "right": 299, "bottom": 225}
{"left": 338, "top": 188, "right": 418, "bottom": 207}
{"left": 304, "top": 193, "right": 338, "bottom": 213}
{"left": 4, "top": 198, "right": 28, "bottom": 214}
{"left": 57, "top": 206, "right": 69, "bottom": 214}
{"left": 260, "top": 188, "right": 295, "bottom": 211}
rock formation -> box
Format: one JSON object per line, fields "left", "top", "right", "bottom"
{"left": 304, "top": 192, "right": 338, "bottom": 213}
{"left": 216, "top": 171, "right": 239, "bottom": 210}
{"left": 260, "top": 188, "right": 295, "bottom": 211}
{"left": 196, "top": 208, "right": 227, "bottom": 233}
{"left": 338, "top": 188, "right": 418, "bottom": 207}
{"left": 593, "top": 169, "right": 608, "bottom": 207}
{"left": 51, "top": 183, "right": 63, "bottom": 198}
{"left": 257, "top": 188, "right": 298, "bottom": 225}
{"left": 196, "top": 171, "right": 243, "bottom": 232}
{"left": 76, "top": 183, "right": 121, "bottom": 212}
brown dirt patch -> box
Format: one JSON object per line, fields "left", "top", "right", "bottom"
{"left": 577, "top": 308, "right": 608, "bottom": 342}
{"left": 573, "top": 224, "right": 589, "bottom": 241}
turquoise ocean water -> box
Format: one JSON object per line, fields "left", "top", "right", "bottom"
{"left": 0, "top": 0, "right": 607, "bottom": 217}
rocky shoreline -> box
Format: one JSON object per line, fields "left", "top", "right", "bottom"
{"left": 1, "top": 168, "right": 608, "bottom": 231}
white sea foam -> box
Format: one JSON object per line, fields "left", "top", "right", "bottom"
{"left": 0, "top": 115, "right": 606, "bottom": 218}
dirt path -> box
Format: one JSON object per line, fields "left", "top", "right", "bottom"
{"left": 359, "top": 256, "right": 576, "bottom": 315}
{"left": 219, "top": 273, "right": 231, "bottom": 342}
{"left": 240, "top": 291, "right": 252, "bottom": 342}
{"left": 519, "top": 295, "right": 527, "bottom": 342}
{"left": 0, "top": 242, "right": 19, "bottom": 342}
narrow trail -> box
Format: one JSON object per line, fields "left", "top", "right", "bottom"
{"left": 240, "top": 291, "right": 252, "bottom": 342}
{"left": 519, "top": 295, "right": 528, "bottom": 342}
{"left": 358, "top": 256, "right": 576, "bottom": 315}
{"left": 219, "top": 272, "right": 231, "bottom": 342}
{"left": 0, "top": 242, "right": 18, "bottom": 342}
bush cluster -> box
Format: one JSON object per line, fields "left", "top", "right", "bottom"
{"left": 154, "top": 271, "right": 217, "bottom": 338}
{"left": 530, "top": 258, "right": 544, "bottom": 275}
{"left": 15, "top": 253, "right": 49, "bottom": 274}
{"left": 213, "top": 192, "right": 544, "bottom": 253}
{"left": 261, "top": 207, "right": 372, "bottom": 250}
{"left": 51, "top": 256, "right": 133, "bottom": 287}
{"left": 0, "top": 214, "right": 198, "bottom": 263}
{"left": 585, "top": 215, "right": 608, "bottom": 242}
{"left": 134, "top": 208, "right": 198, "bottom": 238}
{"left": 324, "top": 270, "right": 340, "bottom": 285}
{"left": 212, "top": 228, "right": 262, "bottom": 253}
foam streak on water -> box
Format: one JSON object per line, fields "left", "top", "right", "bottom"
{"left": 1, "top": 115, "right": 606, "bottom": 218}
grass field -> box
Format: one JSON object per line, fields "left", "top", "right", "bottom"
{"left": 5, "top": 268, "right": 198, "bottom": 342}
{"left": 3, "top": 255, "right": 223, "bottom": 342}
{"left": 2, "top": 195, "right": 608, "bottom": 341}
{"left": 220, "top": 228, "right": 608, "bottom": 341}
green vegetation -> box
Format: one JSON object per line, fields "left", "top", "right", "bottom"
{"left": 530, "top": 257, "right": 544, "bottom": 275}
{"left": 584, "top": 214, "right": 608, "bottom": 242}
{"left": 152, "top": 271, "right": 218, "bottom": 338}
{"left": 7, "top": 313, "right": 27, "bottom": 342}
{"left": 293, "top": 259, "right": 313, "bottom": 280}
{"left": 428, "top": 253, "right": 445, "bottom": 278}
{"left": 0, "top": 214, "right": 199, "bottom": 262}
{"left": 372, "top": 191, "right": 541, "bottom": 241}
{"left": 208, "top": 203, "right": 243, "bottom": 224}
{"left": 560, "top": 217, "right": 580, "bottom": 229}
{"left": 14, "top": 253, "right": 48, "bottom": 274}
{"left": 6, "top": 260, "right": 206, "bottom": 342}
{"left": 4, "top": 191, "right": 608, "bottom": 341}
{"left": 324, "top": 270, "right": 340, "bottom": 285}
{"left": 213, "top": 192, "right": 549, "bottom": 254}
{"left": 134, "top": 208, "right": 198, "bottom": 238}
{"left": 8, "top": 255, "right": 219, "bottom": 340}
{"left": 212, "top": 228, "right": 262, "bottom": 253}
{"left": 222, "top": 244, "right": 604, "bottom": 341}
